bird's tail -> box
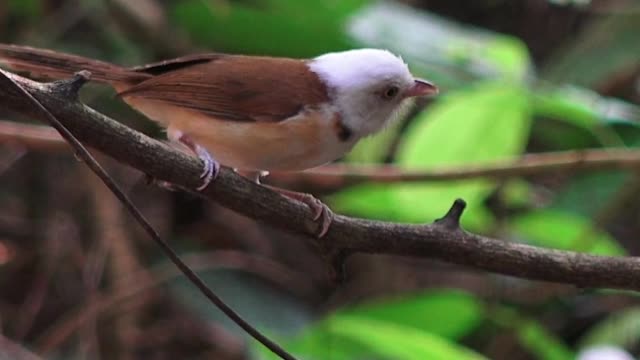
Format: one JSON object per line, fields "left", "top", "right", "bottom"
{"left": 0, "top": 44, "right": 149, "bottom": 85}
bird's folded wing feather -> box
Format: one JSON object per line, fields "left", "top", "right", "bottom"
{"left": 119, "top": 55, "right": 330, "bottom": 122}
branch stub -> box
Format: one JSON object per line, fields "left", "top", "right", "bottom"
{"left": 434, "top": 198, "right": 467, "bottom": 230}
{"left": 48, "top": 70, "right": 92, "bottom": 100}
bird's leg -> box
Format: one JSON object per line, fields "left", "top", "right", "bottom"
{"left": 167, "top": 127, "right": 219, "bottom": 191}
{"left": 231, "top": 170, "right": 333, "bottom": 236}
{"left": 264, "top": 184, "right": 333, "bottom": 238}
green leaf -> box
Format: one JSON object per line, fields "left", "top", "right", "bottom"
{"left": 533, "top": 86, "right": 640, "bottom": 127}
{"left": 346, "top": 118, "right": 404, "bottom": 163}
{"left": 610, "top": 122, "right": 640, "bottom": 147}
{"left": 499, "top": 179, "right": 533, "bottom": 208}
{"left": 328, "top": 183, "right": 401, "bottom": 221}
{"left": 327, "top": 316, "right": 487, "bottom": 360}
{"left": 483, "top": 37, "right": 531, "bottom": 81}
{"left": 394, "top": 82, "right": 531, "bottom": 223}
{"left": 579, "top": 306, "right": 640, "bottom": 350}
{"left": 517, "top": 320, "right": 575, "bottom": 360}
{"left": 510, "top": 210, "right": 625, "bottom": 255}
{"left": 171, "top": 0, "right": 368, "bottom": 57}
{"left": 532, "top": 88, "right": 599, "bottom": 129}
{"left": 493, "top": 307, "right": 575, "bottom": 360}
{"left": 338, "top": 290, "right": 483, "bottom": 340}
{"left": 268, "top": 325, "right": 377, "bottom": 360}
{"left": 347, "top": 2, "right": 532, "bottom": 87}
{"left": 258, "top": 316, "right": 483, "bottom": 360}
{"left": 531, "top": 87, "right": 640, "bottom": 149}
{"left": 552, "top": 171, "right": 628, "bottom": 218}
{"left": 530, "top": 119, "right": 599, "bottom": 151}
{"left": 263, "top": 292, "right": 485, "bottom": 360}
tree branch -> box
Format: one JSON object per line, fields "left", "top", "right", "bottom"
{"left": 4, "top": 119, "right": 640, "bottom": 188}
{"left": 269, "top": 149, "right": 640, "bottom": 189}
{"left": 2, "top": 71, "right": 640, "bottom": 293}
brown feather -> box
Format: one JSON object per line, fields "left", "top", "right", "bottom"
{"left": 0, "top": 44, "right": 148, "bottom": 84}
{"left": 0, "top": 43, "right": 331, "bottom": 123}
{"left": 130, "top": 53, "right": 227, "bottom": 75}
{"left": 118, "top": 56, "right": 330, "bottom": 122}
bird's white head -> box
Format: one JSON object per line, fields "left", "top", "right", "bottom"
{"left": 309, "top": 48, "right": 437, "bottom": 138}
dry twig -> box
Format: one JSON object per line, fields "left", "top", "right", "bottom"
{"left": 4, "top": 119, "right": 640, "bottom": 188}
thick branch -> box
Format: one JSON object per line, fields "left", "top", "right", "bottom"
{"left": 2, "top": 72, "right": 640, "bottom": 290}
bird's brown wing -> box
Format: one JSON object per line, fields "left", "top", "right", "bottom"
{"left": 119, "top": 55, "right": 329, "bottom": 122}
{"left": 129, "top": 53, "right": 227, "bottom": 75}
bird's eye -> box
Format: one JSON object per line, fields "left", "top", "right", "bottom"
{"left": 383, "top": 86, "right": 400, "bottom": 99}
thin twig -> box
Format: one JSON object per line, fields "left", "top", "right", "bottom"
{"left": 0, "top": 69, "right": 298, "bottom": 360}
{"left": 4, "top": 119, "right": 640, "bottom": 187}
{"left": 0, "top": 119, "right": 66, "bottom": 151}
{"left": 268, "top": 149, "right": 640, "bottom": 188}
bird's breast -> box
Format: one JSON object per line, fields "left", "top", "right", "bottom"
{"left": 127, "top": 98, "right": 357, "bottom": 171}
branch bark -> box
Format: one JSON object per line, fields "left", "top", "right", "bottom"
{"left": 2, "top": 71, "right": 640, "bottom": 291}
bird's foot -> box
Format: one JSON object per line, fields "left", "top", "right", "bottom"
{"left": 170, "top": 130, "right": 219, "bottom": 191}
{"left": 267, "top": 186, "right": 333, "bottom": 237}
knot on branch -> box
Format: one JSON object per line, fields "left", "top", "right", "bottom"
{"left": 48, "top": 70, "right": 91, "bottom": 100}
{"left": 434, "top": 198, "right": 466, "bottom": 230}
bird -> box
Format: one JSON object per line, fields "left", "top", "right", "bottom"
{"left": 0, "top": 44, "right": 438, "bottom": 236}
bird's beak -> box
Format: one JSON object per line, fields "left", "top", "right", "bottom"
{"left": 405, "top": 79, "right": 438, "bottom": 98}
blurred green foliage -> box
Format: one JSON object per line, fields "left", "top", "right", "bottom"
{"left": 579, "top": 307, "right": 640, "bottom": 350}
{"left": 510, "top": 210, "right": 625, "bottom": 255}
{"left": 257, "top": 290, "right": 485, "bottom": 360}
{"left": 171, "top": 0, "right": 368, "bottom": 56}
{"left": 338, "top": 290, "right": 482, "bottom": 339}
{"left": 543, "top": 11, "right": 640, "bottom": 88}
{"left": 493, "top": 306, "right": 575, "bottom": 360}
{"left": 8, "top": 0, "right": 41, "bottom": 18}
